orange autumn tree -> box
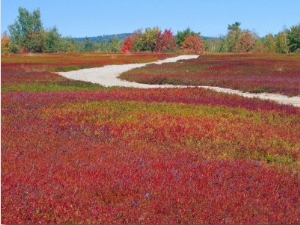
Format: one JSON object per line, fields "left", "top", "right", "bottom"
{"left": 238, "top": 31, "right": 256, "bottom": 52}
{"left": 1, "top": 33, "right": 12, "bottom": 54}
{"left": 181, "top": 35, "right": 205, "bottom": 54}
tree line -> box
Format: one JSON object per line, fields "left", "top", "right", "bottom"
{"left": 2, "top": 7, "right": 300, "bottom": 54}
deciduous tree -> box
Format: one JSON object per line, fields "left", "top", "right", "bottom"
{"left": 8, "top": 7, "right": 67, "bottom": 53}
{"left": 181, "top": 35, "right": 205, "bottom": 54}
{"left": 238, "top": 31, "right": 255, "bottom": 52}
{"left": 263, "top": 34, "right": 276, "bottom": 53}
{"left": 43, "top": 27, "right": 62, "bottom": 52}
{"left": 108, "top": 36, "right": 122, "bottom": 52}
{"left": 26, "top": 31, "right": 44, "bottom": 52}
{"left": 176, "top": 28, "right": 200, "bottom": 47}
{"left": 287, "top": 24, "right": 300, "bottom": 53}
{"left": 276, "top": 31, "right": 289, "bottom": 54}
{"left": 1, "top": 33, "right": 12, "bottom": 54}
{"left": 8, "top": 7, "right": 44, "bottom": 52}
{"left": 121, "top": 28, "right": 176, "bottom": 53}
{"left": 156, "top": 29, "right": 176, "bottom": 52}
{"left": 226, "top": 22, "right": 243, "bottom": 52}
{"left": 142, "top": 27, "right": 161, "bottom": 52}
{"left": 121, "top": 33, "right": 138, "bottom": 52}
{"left": 80, "top": 37, "right": 95, "bottom": 52}
{"left": 60, "top": 37, "right": 78, "bottom": 52}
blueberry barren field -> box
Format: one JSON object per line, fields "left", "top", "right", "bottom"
{"left": 1, "top": 53, "right": 300, "bottom": 224}
{"left": 58, "top": 53, "right": 300, "bottom": 107}
{"left": 120, "top": 54, "right": 300, "bottom": 96}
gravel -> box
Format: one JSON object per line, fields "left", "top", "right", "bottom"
{"left": 57, "top": 55, "right": 300, "bottom": 108}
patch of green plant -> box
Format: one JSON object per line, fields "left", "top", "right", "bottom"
{"left": 1, "top": 80, "right": 107, "bottom": 92}
{"left": 251, "top": 86, "right": 271, "bottom": 93}
{"left": 266, "top": 153, "right": 295, "bottom": 165}
{"left": 50, "top": 65, "right": 92, "bottom": 72}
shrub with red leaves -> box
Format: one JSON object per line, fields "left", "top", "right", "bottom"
{"left": 2, "top": 53, "right": 300, "bottom": 224}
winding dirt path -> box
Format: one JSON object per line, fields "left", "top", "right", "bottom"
{"left": 57, "top": 55, "right": 300, "bottom": 108}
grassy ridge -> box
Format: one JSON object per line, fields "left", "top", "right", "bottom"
{"left": 2, "top": 52, "right": 177, "bottom": 72}
{"left": 2, "top": 52, "right": 176, "bottom": 92}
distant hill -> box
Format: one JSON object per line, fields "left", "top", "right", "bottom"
{"left": 73, "top": 33, "right": 218, "bottom": 43}
{"left": 73, "top": 33, "right": 133, "bottom": 42}
{"left": 202, "top": 36, "right": 221, "bottom": 41}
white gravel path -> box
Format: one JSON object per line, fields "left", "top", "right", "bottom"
{"left": 57, "top": 55, "right": 300, "bottom": 108}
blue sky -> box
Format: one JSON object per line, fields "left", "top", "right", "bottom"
{"left": 1, "top": 0, "right": 300, "bottom": 38}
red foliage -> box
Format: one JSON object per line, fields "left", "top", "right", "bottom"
{"left": 2, "top": 54, "right": 300, "bottom": 224}
{"left": 155, "top": 29, "right": 176, "bottom": 52}
{"left": 121, "top": 35, "right": 136, "bottom": 53}
{"left": 120, "top": 54, "right": 300, "bottom": 96}
{"left": 121, "top": 28, "right": 176, "bottom": 53}
{"left": 2, "top": 88, "right": 300, "bottom": 223}
{"left": 2, "top": 90, "right": 300, "bottom": 224}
